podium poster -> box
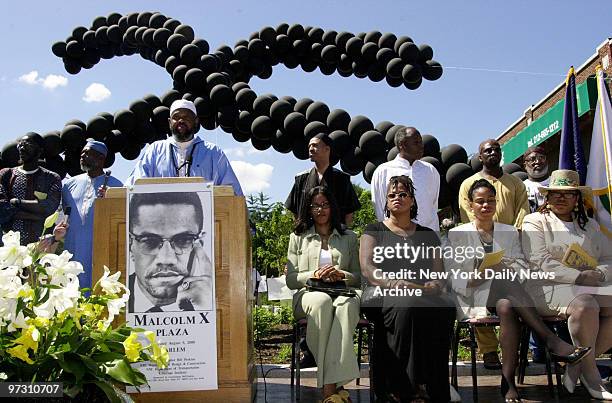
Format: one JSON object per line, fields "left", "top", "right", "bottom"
{"left": 125, "top": 181, "right": 217, "bottom": 392}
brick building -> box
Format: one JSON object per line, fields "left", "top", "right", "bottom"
{"left": 497, "top": 38, "right": 612, "bottom": 168}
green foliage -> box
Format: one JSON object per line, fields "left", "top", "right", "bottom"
{"left": 277, "top": 304, "right": 294, "bottom": 325}
{"left": 274, "top": 344, "right": 292, "bottom": 364}
{"left": 253, "top": 306, "right": 280, "bottom": 341}
{"left": 351, "top": 183, "right": 377, "bottom": 236}
{"left": 248, "top": 197, "right": 294, "bottom": 278}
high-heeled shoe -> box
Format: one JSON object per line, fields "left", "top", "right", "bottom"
{"left": 579, "top": 375, "right": 612, "bottom": 401}
{"left": 549, "top": 346, "right": 591, "bottom": 364}
{"left": 501, "top": 375, "right": 522, "bottom": 403}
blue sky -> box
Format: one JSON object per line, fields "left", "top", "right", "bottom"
{"left": 1, "top": 1, "right": 610, "bottom": 203}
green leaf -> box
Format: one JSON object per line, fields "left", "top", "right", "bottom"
{"left": 44, "top": 211, "right": 60, "bottom": 230}
{"left": 104, "top": 358, "right": 143, "bottom": 385}
{"left": 92, "top": 351, "right": 124, "bottom": 363}
{"left": 58, "top": 352, "right": 86, "bottom": 381}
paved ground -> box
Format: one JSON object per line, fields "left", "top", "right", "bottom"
{"left": 256, "top": 374, "right": 609, "bottom": 402}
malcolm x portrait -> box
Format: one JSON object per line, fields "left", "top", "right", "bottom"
{"left": 127, "top": 191, "right": 213, "bottom": 313}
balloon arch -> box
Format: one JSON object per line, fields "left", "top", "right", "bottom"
{"left": 0, "top": 11, "right": 526, "bottom": 211}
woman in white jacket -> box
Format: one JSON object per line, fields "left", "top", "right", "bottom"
{"left": 522, "top": 169, "right": 612, "bottom": 400}
{"left": 448, "top": 179, "right": 590, "bottom": 402}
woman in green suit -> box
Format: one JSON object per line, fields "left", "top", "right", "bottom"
{"left": 286, "top": 186, "right": 361, "bottom": 403}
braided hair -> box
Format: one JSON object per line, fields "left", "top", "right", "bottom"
{"left": 384, "top": 175, "right": 418, "bottom": 219}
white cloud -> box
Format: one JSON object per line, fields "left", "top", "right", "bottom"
{"left": 83, "top": 83, "right": 111, "bottom": 103}
{"left": 18, "top": 70, "right": 68, "bottom": 90}
{"left": 225, "top": 144, "right": 272, "bottom": 158}
{"left": 19, "top": 71, "right": 39, "bottom": 85}
{"left": 225, "top": 147, "right": 247, "bottom": 158}
{"left": 230, "top": 161, "right": 274, "bottom": 193}
{"left": 41, "top": 74, "right": 68, "bottom": 90}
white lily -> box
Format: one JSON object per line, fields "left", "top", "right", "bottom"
{"left": 33, "top": 278, "right": 80, "bottom": 319}
{"left": 98, "top": 266, "right": 125, "bottom": 295}
{"left": 0, "top": 232, "right": 32, "bottom": 269}
{"left": 40, "top": 251, "right": 83, "bottom": 286}
{"left": 104, "top": 290, "right": 129, "bottom": 327}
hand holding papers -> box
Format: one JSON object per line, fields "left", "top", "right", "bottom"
{"left": 562, "top": 243, "right": 598, "bottom": 270}
{"left": 477, "top": 249, "right": 505, "bottom": 272}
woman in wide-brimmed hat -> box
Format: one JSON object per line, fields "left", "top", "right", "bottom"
{"left": 522, "top": 169, "right": 612, "bottom": 400}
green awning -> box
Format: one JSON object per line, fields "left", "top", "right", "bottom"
{"left": 501, "top": 76, "right": 597, "bottom": 163}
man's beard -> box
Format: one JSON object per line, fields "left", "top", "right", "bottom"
{"left": 80, "top": 161, "right": 96, "bottom": 172}
{"left": 527, "top": 164, "right": 549, "bottom": 179}
{"left": 171, "top": 126, "right": 195, "bottom": 142}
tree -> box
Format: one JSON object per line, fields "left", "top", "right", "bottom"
{"left": 351, "top": 183, "right": 377, "bottom": 236}
{"left": 248, "top": 198, "right": 294, "bottom": 278}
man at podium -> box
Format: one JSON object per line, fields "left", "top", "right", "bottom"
{"left": 125, "top": 99, "right": 243, "bottom": 196}
{"left": 127, "top": 191, "right": 213, "bottom": 313}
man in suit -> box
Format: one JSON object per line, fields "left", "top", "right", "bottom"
{"left": 128, "top": 191, "right": 213, "bottom": 312}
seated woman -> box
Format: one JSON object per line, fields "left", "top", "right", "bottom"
{"left": 286, "top": 186, "right": 361, "bottom": 403}
{"left": 522, "top": 169, "right": 612, "bottom": 400}
{"left": 448, "top": 178, "right": 590, "bottom": 402}
{"left": 359, "top": 175, "right": 456, "bottom": 403}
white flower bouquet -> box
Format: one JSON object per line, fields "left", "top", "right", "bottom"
{"left": 0, "top": 223, "right": 168, "bottom": 402}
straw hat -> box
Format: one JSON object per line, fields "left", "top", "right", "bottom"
{"left": 538, "top": 169, "right": 592, "bottom": 201}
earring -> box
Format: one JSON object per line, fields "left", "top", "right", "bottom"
{"left": 546, "top": 203, "right": 551, "bottom": 209}
{"left": 573, "top": 205, "right": 579, "bottom": 212}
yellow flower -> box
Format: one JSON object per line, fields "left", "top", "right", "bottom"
{"left": 13, "top": 325, "right": 39, "bottom": 353}
{"left": 153, "top": 345, "right": 170, "bottom": 369}
{"left": 96, "top": 321, "right": 108, "bottom": 332}
{"left": 7, "top": 345, "right": 34, "bottom": 364}
{"left": 18, "top": 288, "right": 34, "bottom": 299}
{"left": 122, "top": 332, "right": 143, "bottom": 362}
{"left": 32, "top": 317, "right": 49, "bottom": 329}
{"left": 144, "top": 331, "right": 169, "bottom": 369}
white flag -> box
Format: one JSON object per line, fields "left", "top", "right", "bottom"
{"left": 586, "top": 66, "right": 612, "bottom": 237}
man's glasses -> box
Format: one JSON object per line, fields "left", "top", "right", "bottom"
{"left": 310, "top": 203, "right": 330, "bottom": 211}
{"left": 387, "top": 192, "right": 410, "bottom": 200}
{"left": 547, "top": 192, "right": 577, "bottom": 200}
{"left": 525, "top": 155, "right": 546, "bottom": 163}
{"left": 130, "top": 232, "right": 203, "bottom": 255}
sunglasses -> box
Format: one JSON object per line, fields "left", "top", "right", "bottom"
{"left": 130, "top": 232, "right": 203, "bottom": 256}
{"left": 547, "top": 192, "right": 578, "bottom": 200}
{"left": 310, "top": 203, "right": 331, "bottom": 211}
{"left": 387, "top": 192, "right": 410, "bottom": 200}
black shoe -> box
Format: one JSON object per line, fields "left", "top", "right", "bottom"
{"left": 299, "top": 351, "right": 316, "bottom": 368}
{"left": 501, "top": 375, "right": 522, "bottom": 402}
{"left": 550, "top": 346, "right": 591, "bottom": 364}
{"left": 483, "top": 351, "right": 502, "bottom": 370}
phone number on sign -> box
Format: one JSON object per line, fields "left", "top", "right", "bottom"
{"left": 0, "top": 382, "right": 63, "bottom": 397}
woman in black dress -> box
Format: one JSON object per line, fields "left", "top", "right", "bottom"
{"left": 360, "top": 175, "right": 455, "bottom": 403}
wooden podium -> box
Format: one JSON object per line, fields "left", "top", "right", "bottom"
{"left": 92, "top": 180, "right": 256, "bottom": 402}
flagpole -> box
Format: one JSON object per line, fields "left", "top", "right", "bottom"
{"left": 595, "top": 65, "right": 612, "bottom": 224}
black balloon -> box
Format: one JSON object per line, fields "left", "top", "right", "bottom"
{"left": 327, "top": 109, "right": 351, "bottom": 132}
{"left": 305, "top": 101, "right": 330, "bottom": 123}
{"left": 304, "top": 121, "right": 328, "bottom": 140}
{"left": 420, "top": 156, "right": 444, "bottom": 175}
{"left": 269, "top": 100, "right": 293, "bottom": 125}
{"left": 284, "top": 112, "right": 307, "bottom": 137}
{"left": 1, "top": 142, "right": 19, "bottom": 167}
{"left": 42, "top": 131, "right": 63, "bottom": 157}
{"left": 348, "top": 115, "right": 374, "bottom": 140}
{"left": 445, "top": 162, "right": 473, "bottom": 190}
{"left": 440, "top": 144, "right": 468, "bottom": 170}
{"left": 422, "top": 134, "right": 440, "bottom": 158}
{"left": 502, "top": 162, "right": 522, "bottom": 174}
{"left": 359, "top": 130, "right": 386, "bottom": 158}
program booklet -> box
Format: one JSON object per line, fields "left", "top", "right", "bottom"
{"left": 562, "top": 243, "right": 598, "bottom": 270}
{"left": 477, "top": 249, "right": 505, "bottom": 272}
